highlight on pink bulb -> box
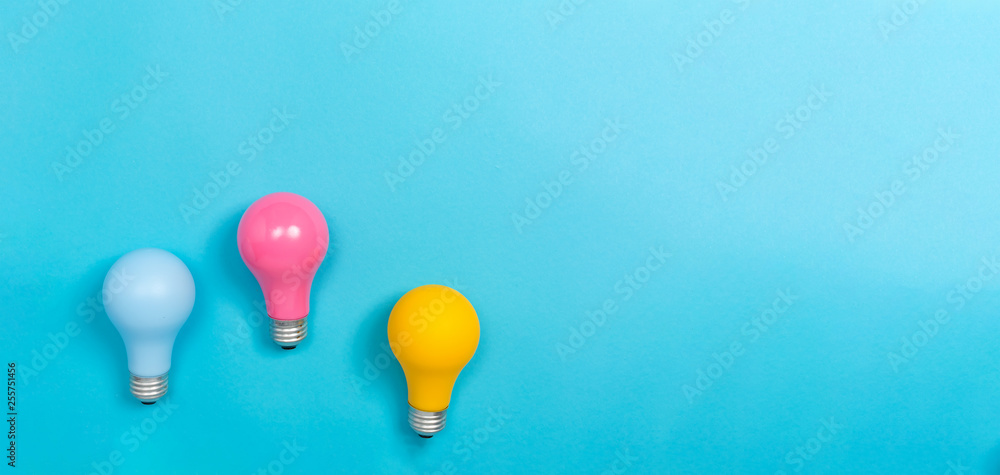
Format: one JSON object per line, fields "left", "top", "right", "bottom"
{"left": 237, "top": 192, "right": 329, "bottom": 349}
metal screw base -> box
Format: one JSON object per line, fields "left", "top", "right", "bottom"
{"left": 270, "top": 317, "right": 307, "bottom": 349}
{"left": 409, "top": 405, "right": 446, "bottom": 438}
{"left": 130, "top": 373, "right": 167, "bottom": 404}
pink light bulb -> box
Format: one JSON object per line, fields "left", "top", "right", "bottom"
{"left": 237, "top": 192, "right": 329, "bottom": 349}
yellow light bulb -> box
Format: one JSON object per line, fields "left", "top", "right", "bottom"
{"left": 387, "top": 285, "right": 480, "bottom": 438}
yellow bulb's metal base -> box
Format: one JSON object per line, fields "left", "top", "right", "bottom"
{"left": 409, "top": 405, "right": 446, "bottom": 438}
{"left": 130, "top": 373, "right": 167, "bottom": 404}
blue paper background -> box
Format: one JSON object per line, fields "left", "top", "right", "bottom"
{"left": 3, "top": 1, "right": 1000, "bottom": 473}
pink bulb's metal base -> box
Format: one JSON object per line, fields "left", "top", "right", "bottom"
{"left": 270, "top": 317, "right": 307, "bottom": 349}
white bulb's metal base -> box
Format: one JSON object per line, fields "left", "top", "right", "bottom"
{"left": 270, "top": 317, "right": 307, "bottom": 349}
{"left": 130, "top": 373, "right": 167, "bottom": 404}
{"left": 409, "top": 405, "right": 446, "bottom": 438}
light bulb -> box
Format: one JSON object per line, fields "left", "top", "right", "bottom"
{"left": 237, "top": 192, "right": 329, "bottom": 349}
{"left": 103, "top": 248, "right": 195, "bottom": 404}
{"left": 387, "top": 285, "right": 480, "bottom": 438}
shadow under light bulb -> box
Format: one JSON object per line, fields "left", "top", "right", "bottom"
{"left": 387, "top": 285, "right": 480, "bottom": 438}
{"left": 103, "top": 248, "right": 195, "bottom": 404}
{"left": 237, "top": 192, "right": 329, "bottom": 349}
